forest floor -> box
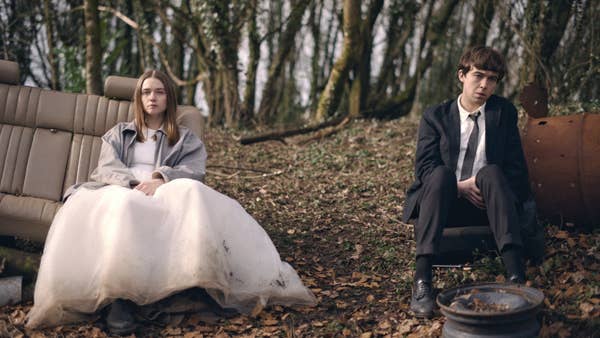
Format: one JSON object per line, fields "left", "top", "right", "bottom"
{"left": 2, "top": 117, "right": 599, "bottom": 337}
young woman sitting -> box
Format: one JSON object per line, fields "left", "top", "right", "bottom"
{"left": 26, "top": 70, "right": 316, "bottom": 334}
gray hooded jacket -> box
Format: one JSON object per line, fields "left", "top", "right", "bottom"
{"left": 64, "top": 121, "right": 207, "bottom": 200}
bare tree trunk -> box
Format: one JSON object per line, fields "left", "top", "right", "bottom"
{"left": 281, "top": 46, "right": 301, "bottom": 123}
{"left": 43, "top": 0, "right": 60, "bottom": 90}
{"left": 372, "top": 0, "right": 417, "bottom": 103}
{"left": 469, "top": 0, "right": 495, "bottom": 47}
{"left": 308, "top": 0, "right": 339, "bottom": 121}
{"left": 184, "top": 52, "right": 198, "bottom": 105}
{"left": 217, "top": 37, "right": 241, "bottom": 126}
{"left": 519, "top": 0, "right": 544, "bottom": 88}
{"left": 538, "top": 0, "right": 572, "bottom": 89}
{"left": 84, "top": 0, "right": 103, "bottom": 95}
{"left": 556, "top": 0, "right": 598, "bottom": 102}
{"left": 220, "top": 66, "right": 240, "bottom": 127}
{"left": 325, "top": 1, "right": 341, "bottom": 84}
{"left": 132, "top": 0, "right": 155, "bottom": 69}
{"left": 518, "top": 0, "right": 572, "bottom": 92}
{"left": 257, "top": 0, "right": 311, "bottom": 124}
{"left": 241, "top": 0, "right": 260, "bottom": 123}
{"left": 266, "top": 0, "right": 282, "bottom": 66}
{"left": 365, "top": 0, "right": 459, "bottom": 119}
{"left": 314, "top": 0, "right": 360, "bottom": 122}
{"left": 158, "top": 1, "right": 187, "bottom": 102}
{"left": 349, "top": 0, "right": 383, "bottom": 118}
{"left": 120, "top": 0, "right": 138, "bottom": 75}
{"left": 206, "top": 69, "right": 221, "bottom": 125}
{"left": 309, "top": 0, "right": 324, "bottom": 113}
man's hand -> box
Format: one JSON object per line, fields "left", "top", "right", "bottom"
{"left": 134, "top": 178, "right": 165, "bottom": 196}
{"left": 457, "top": 177, "right": 485, "bottom": 209}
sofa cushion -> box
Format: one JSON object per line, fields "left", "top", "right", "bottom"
{"left": 73, "top": 94, "right": 134, "bottom": 136}
{"left": 23, "top": 129, "right": 71, "bottom": 201}
{"left": 37, "top": 90, "right": 76, "bottom": 131}
{"left": 0, "top": 124, "right": 33, "bottom": 195}
{"left": 63, "top": 134, "right": 103, "bottom": 192}
{"left": 0, "top": 194, "right": 61, "bottom": 242}
{"left": 0, "top": 84, "right": 42, "bottom": 127}
{"left": 104, "top": 75, "right": 137, "bottom": 100}
{"left": 0, "top": 60, "right": 19, "bottom": 85}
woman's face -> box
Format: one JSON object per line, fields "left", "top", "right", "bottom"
{"left": 141, "top": 77, "right": 167, "bottom": 120}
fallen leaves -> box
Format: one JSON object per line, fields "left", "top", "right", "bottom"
{"left": 183, "top": 332, "right": 203, "bottom": 338}
{"left": 553, "top": 231, "right": 570, "bottom": 239}
{"left": 579, "top": 302, "right": 597, "bottom": 318}
{"left": 9, "top": 310, "right": 26, "bottom": 326}
{"left": 1, "top": 119, "right": 599, "bottom": 336}
{"left": 396, "top": 318, "right": 419, "bottom": 335}
{"left": 351, "top": 244, "right": 364, "bottom": 260}
{"left": 540, "top": 321, "right": 572, "bottom": 338}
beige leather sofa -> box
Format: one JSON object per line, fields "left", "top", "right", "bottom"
{"left": 0, "top": 60, "right": 204, "bottom": 243}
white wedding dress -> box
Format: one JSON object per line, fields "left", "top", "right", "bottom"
{"left": 27, "top": 177, "right": 316, "bottom": 328}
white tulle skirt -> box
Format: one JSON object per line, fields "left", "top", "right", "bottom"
{"left": 27, "top": 179, "right": 315, "bottom": 328}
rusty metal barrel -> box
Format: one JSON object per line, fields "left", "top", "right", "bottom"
{"left": 522, "top": 113, "right": 600, "bottom": 228}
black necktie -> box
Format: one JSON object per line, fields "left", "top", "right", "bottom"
{"left": 460, "top": 111, "right": 481, "bottom": 180}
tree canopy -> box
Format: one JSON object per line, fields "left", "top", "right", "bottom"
{"left": 1, "top": 0, "right": 598, "bottom": 128}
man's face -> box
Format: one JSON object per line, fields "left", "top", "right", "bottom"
{"left": 458, "top": 66, "right": 499, "bottom": 111}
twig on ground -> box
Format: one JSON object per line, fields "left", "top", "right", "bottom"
{"left": 207, "top": 165, "right": 272, "bottom": 174}
{"left": 239, "top": 116, "right": 346, "bottom": 145}
{"left": 207, "top": 169, "right": 284, "bottom": 180}
{"left": 295, "top": 116, "right": 352, "bottom": 145}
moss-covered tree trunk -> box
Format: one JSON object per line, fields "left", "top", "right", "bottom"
{"left": 0, "top": 246, "right": 40, "bottom": 283}
{"left": 349, "top": 0, "right": 383, "bottom": 118}
{"left": 84, "top": 0, "right": 103, "bottom": 95}
{"left": 314, "top": 0, "right": 360, "bottom": 122}
{"left": 520, "top": 0, "right": 572, "bottom": 91}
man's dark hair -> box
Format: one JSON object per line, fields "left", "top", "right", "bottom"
{"left": 458, "top": 46, "right": 506, "bottom": 81}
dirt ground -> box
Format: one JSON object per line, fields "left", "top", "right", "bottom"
{"left": 1, "top": 117, "right": 598, "bottom": 337}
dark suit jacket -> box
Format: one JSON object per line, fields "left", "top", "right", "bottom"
{"left": 402, "top": 95, "right": 531, "bottom": 222}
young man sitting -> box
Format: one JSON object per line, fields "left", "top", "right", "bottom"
{"left": 402, "top": 46, "right": 531, "bottom": 318}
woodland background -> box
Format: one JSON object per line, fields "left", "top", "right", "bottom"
{"left": 1, "top": 0, "right": 599, "bottom": 130}
{"left": 0, "top": 1, "right": 599, "bottom": 337}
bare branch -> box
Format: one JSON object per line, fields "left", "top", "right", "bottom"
{"left": 97, "top": 5, "right": 206, "bottom": 86}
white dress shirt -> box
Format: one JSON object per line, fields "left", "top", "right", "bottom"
{"left": 455, "top": 95, "right": 487, "bottom": 181}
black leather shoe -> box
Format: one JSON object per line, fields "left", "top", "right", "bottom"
{"left": 410, "top": 279, "right": 435, "bottom": 318}
{"left": 508, "top": 274, "right": 525, "bottom": 284}
{"left": 106, "top": 299, "right": 137, "bottom": 335}
{"left": 506, "top": 260, "right": 526, "bottom": 284}
{"left": 502, "top": 246, "right": 526, "bottom": 285}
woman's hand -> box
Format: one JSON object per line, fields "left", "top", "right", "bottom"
{"left": 134, "top": 178, "right": 165, "bottom": 196}
{"left": 457, "top": 177, "right": 485, "bottom": 209}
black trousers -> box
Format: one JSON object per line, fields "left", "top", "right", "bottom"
{"left": 414, "top": 165, "right": 523, "bottom": 256}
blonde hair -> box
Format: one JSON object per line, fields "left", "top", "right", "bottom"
{"left": 132, "top": 70, "right": 180, "bottom": 145}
